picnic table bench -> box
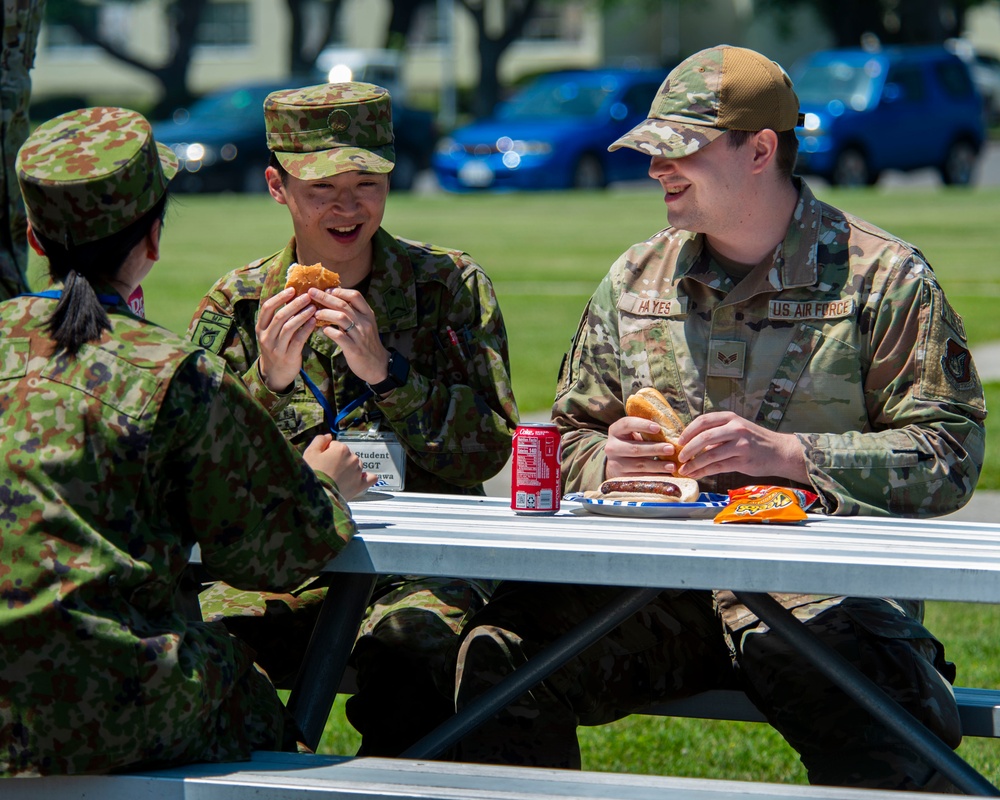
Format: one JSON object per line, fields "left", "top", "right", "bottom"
{"left": 18, "top": 492, "right": 1000, "bottom": 797}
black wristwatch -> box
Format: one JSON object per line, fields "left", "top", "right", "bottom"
{"left": 367, "top": 348, "right": 410, "bottom": 396}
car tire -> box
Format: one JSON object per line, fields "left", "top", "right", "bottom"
{"left": 939, "top": 139, "right": 978, "bottom": 187}
{"left": 830, "top": 147, "right": 876, "bottom": 187}
{"left": 391, "top": 151, "right": 418, "bottom": 192}
{"left": 572, "top": 154, "right": 606, "bottom": 190}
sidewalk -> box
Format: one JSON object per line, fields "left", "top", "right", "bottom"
{"left": 486, "top": 339, "right": 1000, "bottom": 520}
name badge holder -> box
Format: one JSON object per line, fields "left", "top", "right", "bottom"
{"left": 339, "top": 428, "right": 406, "bottom": 491}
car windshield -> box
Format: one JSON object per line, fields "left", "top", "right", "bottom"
{"left": 176, "top": 87, "right": 270, "bottom": 125}
{"left": 499, "top": 76, "right": 617, "bottom": 119}
{"left": 795, "top": 59, "right": 884, "bottom": 111}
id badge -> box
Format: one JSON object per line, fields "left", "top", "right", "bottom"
{"left": 339, "top": 431, "right": 406, "bottom": 491}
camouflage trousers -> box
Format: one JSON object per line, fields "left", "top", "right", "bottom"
{"left": 0, "top": 622, "right": 293, "bottom": 776}
{"left": 199, "top": 574, "right": 494, "bottom": 756}
{"left": 453, "top": 582, "right": 961, "bottom": 792}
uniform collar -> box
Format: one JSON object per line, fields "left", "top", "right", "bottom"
{"left": 673, "top": 178, "right": 822, "bottom": 293}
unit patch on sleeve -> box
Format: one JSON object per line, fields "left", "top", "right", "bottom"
{"left": 942, "top": 338, "right": 975, "bottom": 391}
{"left": 190, "top": 310, "right": 232, "bottom": 354}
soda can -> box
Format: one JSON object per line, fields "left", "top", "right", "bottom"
{"left": 511, "top": 423, "right": 561, "bottom": 514}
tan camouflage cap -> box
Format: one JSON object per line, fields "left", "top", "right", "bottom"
{"left": 16, "top": 107, "right": 178, "bottom": 247}
{"left": 609, "top": 45, "right": 803, "bottom": 159}
{"left": 265, "top": 82, "right": 395, "bottom": 180}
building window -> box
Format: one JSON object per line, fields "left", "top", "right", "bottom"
{"left": 520, "top": 1, "right": 585, "bottom": 43}
{"left": 196, "top": 1, "right": 251, "bottom": 47}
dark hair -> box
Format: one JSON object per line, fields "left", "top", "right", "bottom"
{"left": 269, "top": 152, "right": 290, "bottom": 184}
{"left": 726, "top": 129, "right": 799, "bottom": 180}
{"left": 35, "top": 194, "right": 169, "bottom": 357}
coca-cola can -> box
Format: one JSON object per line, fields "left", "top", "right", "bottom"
{"left": 511, "top": 423, "right": 561, "bottom": 514}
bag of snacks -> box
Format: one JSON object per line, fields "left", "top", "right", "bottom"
{"left": 713, "top": 484, "right": 819, "bottom": 524}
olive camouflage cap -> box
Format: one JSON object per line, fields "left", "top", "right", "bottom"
{"left": 16, "top": 106, "right": 178, "bottom": 247}
{"left": 265, "top": 82, "right": 395, "bottom": 180}
{"left": 609, "top": 44, "right": 803, "bottom": 159}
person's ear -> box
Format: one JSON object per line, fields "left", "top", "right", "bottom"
{"left": 146, "top": 219, "right": 162, "bottom": 262}
{"left": 26, "top": 223, "right": 46, "bottom": 257}
{"left": 265, "top": 166, "right": 289, "bottom": 206}
{"left": 750, "top": 130, "right": 779, "bottom": 174}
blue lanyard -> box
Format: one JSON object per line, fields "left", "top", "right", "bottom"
{"left": 299, "top": 368, "right": 373, "bottom": 435}
{"left": 23, "top": 289, "right": 122, "bottom": 307}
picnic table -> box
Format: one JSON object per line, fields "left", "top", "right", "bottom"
{"left": 285, "top": 491, "right": 1000, "bottom": 795}
{"left": 21, "top": 490, "right": 1000, "bottom": 799}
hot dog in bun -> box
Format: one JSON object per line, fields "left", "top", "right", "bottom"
{"left": 625, "top": 387, "right": 685, "bottom": 463}
{"left": 285, "top": 262, "right": 341, "bottom": 295}
{"left": 587, "top": 475, "right": 701, "bottom": 503}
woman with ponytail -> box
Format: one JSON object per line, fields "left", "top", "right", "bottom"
{"left": 0, "top": 107, "right": 373, "bottom": 777}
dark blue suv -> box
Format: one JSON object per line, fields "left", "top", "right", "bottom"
{"left": 792, "top": 46, "right": 986, "bottom": 187}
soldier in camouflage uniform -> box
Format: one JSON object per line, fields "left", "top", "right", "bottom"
{"left": 453, "top": 46, "right": 985, "bottom": 791}
{"left": 187, "top": 82, "right": 519, "bottom": 756}
{"left": 0, "top": 107, "right": 370, "bottom": 776}
{"left": 1, "top": 0, "right": 45, "bottom": 299}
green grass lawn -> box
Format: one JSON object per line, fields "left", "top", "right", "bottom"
{"left": 30, "top": 183, "right": 1000, "bottom": 784}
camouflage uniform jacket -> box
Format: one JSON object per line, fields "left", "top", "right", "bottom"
{"left": 554, "top": 179, "right": 986, "bottom": 518}
{"left": 189, "top": 228, "right": 519, "bottom": 493}
{"left": 0, "top": 294, "right": 356, "bottom": 776}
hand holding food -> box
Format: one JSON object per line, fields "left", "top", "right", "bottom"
{"left": 625, "top": 386, "right": 686, "bottom": 464}
{"left": 285, "top": 262, "right": 341, "bottom": 296}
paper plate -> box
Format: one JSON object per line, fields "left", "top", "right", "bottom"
{"left": 563, "top": 492, "right": 729, "bottom": 519}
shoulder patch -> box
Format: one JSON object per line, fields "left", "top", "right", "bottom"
{"left": 191, "top": 310, "right": 233, "bottom": 354}
{"left": 942, "top": 338, "right": 976, "bottom": 391}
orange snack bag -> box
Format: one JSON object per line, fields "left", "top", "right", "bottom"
{"left": 713, "top": 485, "right": 818, "bottom": 524}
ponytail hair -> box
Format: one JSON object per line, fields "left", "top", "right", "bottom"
{"left": 35, "top": 194, "right": 168, "bottom": 356}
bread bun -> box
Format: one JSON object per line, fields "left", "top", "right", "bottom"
{"left": 285, "top": 263, "right": 341, "bottom": 296}
{"left": 596, "top": 475, "right": 700, "bottom": 503}
{"left": 625, "top": 388, "right": 685, "bottom": 467}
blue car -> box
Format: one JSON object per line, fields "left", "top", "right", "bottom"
{"left": 793, "top": 46, "right": 986, "bottom": 187}
{"left": 433, "top": 68, "right": 665, "bottom": 191}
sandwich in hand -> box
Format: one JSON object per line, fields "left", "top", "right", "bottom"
{"left": 625, "top": 387, "right": 685, "bottom": 465}
{"left": 285, "top": 263, "right": 341, "bottom": 295}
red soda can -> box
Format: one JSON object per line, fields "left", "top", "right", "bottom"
{"left": 511, "top": 423, "right": 561, "bottom": 514}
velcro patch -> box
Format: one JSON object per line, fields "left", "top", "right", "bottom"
{"left": 769, "top": 299, "right": 855, "bottom": 320}
{"left": 617, "top": 292, "right": 688, "bottom": 317}
{"left": 941, "top": 338, "right": 975, "bottom": 391}
{"left": 708, "top": 340, "right": 746, "bottom": 378}
{"left": 191, "top": 310, "right": 232, "bottom": 354}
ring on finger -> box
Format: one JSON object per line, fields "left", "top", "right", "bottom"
{"left": 343, "top": 320, "right": 356, "bottom": 333}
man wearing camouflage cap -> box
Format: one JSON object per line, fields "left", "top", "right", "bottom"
{"left": 0, "top": 106, "right": 371, "bottom": 775}
{"left": 453, "top": 45, "right": 984, "bottom": 791}
{"left": 187, "top": 82, "right": 518, "bottom": 755}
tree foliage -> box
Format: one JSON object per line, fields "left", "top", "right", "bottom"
{"left": 756, "top": 0, "right": 989, "bottom": 48}
{"left": 45, "top": 0, "right": 204, "bottom": 116}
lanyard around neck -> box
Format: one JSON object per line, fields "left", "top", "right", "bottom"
{"left": 23, "top": 289, "right": 122, "bottom": 306}
{"left": 299, "top": 369, "right": 373, "bottom": 435}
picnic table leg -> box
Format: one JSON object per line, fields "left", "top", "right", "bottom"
{"left": 286, "top": 572, "right": 376, "bottom": 752}
{"left": 734, "top": 591, "right": 1000, "bottom": 797}
{"left": 401, "top": 585, "right": 663, "bottom": 760}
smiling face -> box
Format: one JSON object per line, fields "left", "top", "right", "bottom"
{"left": 266, "top": 167, "right": 389, "bottom": 279}
{"left": 647, "top": 133, "right": 756, "bottom": 241}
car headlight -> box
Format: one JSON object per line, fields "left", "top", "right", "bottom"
{"left": 512, "top": 140, "right": 552, "bottom": 156}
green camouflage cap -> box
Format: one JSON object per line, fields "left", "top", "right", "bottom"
{"left": 265, "top": 82, "right": 395, "bottom": 180}
{"left": 609, "top": 45, "right": 803, "bottom": 159}
{"left": 16, "top": 107, "right": 178, "bottom": 247}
